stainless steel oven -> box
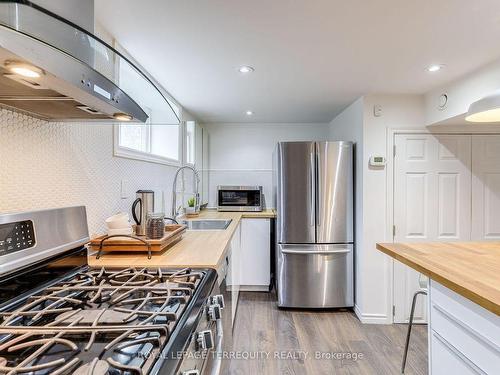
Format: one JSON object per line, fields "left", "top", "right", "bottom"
{"left": 217, "top": 186, "right": 263, "bottom": 212}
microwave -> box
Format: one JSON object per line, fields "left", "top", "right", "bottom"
{"left": 217, "top": 186, "right": 263, "bottom": 212}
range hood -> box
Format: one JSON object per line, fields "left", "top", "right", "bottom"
{"left": 0, "top": 0, "right": 179, "bottom": 123}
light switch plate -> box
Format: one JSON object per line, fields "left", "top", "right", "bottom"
{"left": 374, "top": 104, "right": 382, "bottom": 117}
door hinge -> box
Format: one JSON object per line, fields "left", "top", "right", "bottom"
{"left": 392, "top": 305, "right": 396, "bottom": 316}
{"left": 393, "top": 145, "right": 396, "bottom": 157}
{"left": 392, "top": 225, "right": 396, "bottom": 237}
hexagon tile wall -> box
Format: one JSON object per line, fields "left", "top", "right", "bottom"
{"left": 0, "top": 109, "right": 178, "bottom": 237}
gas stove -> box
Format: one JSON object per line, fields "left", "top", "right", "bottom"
{"left": 0, "top": 207, "right": 223, "bottom": 375}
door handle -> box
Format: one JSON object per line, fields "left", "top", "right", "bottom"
{"left": 310, "top": 152, "right": 315, "bottom": 227}
{"left": 282, "top": 249, "right": 350, "bottom": 255}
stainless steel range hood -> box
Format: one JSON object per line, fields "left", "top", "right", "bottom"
{"left": 0, "top": 0, "right": 179, "bottom": 123}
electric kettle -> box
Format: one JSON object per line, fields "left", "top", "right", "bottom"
{"left": 132, "top": 190, "right": 155, "bottom": 236}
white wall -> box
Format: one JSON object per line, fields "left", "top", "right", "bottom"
{"left": 328, "top": 97, "right": 364, "bottom": 316}
{"left": 203, "top": 122, "right": 329, "bottom": 207}
{"left": 330, "top": 94, "right": 425, "bottom": 323}
{"left": 0, "top": 109, "right": 178, "bottom": 237}
{"left": 361, "top": 95, "right": 425, "bottom": 323}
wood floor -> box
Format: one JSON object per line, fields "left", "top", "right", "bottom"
{"left": 224, "top": 291, "right": 428, "bottom": 375}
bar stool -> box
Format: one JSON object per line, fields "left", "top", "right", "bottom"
{"left": 401, "top": 274, "right": 428, "bottom": 374}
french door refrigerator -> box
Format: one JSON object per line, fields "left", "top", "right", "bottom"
{"left": 273, "top": 141, "right": 354, "bottom": 308}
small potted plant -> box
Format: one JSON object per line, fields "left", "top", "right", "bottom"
{"left": 185, "top": 197, "right": 197, "bottom": 216}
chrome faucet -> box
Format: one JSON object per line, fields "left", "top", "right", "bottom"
{"left": 171, "top": 165, "right": 201, "bottom": 218}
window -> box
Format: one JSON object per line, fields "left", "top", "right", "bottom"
{"left": 113, "top": 45, "right": 182, "bottom": 165}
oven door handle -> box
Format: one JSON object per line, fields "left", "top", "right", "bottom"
{"left": 209, "top": 319, "right": 224, "bottom": 375}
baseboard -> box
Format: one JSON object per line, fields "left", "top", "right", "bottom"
{"left": 228, "top": 285, "right": 269, "bottom": 292}
{"left": 354, "top": 304, "right": 391, "bottom": 324}
{"left": 239, "top": 285, "right": 269, "bottom": 292}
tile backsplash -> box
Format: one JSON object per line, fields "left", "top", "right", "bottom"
{"left": 0, "top": 109, "right": 178, "bottom": 236}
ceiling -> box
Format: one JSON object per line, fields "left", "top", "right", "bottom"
{"left": 95, "top": 0, "right": 500, "bottom": 123}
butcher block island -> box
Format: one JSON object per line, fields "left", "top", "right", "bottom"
{"left": 377, "top": 242, "right": 500, "bottom": 375}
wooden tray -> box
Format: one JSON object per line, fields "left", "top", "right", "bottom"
{"left": 90, "top": 224, "right": 186, "bottom": 259}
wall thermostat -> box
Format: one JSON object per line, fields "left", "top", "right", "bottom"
{"left": 369, "top": 156, "right": 386, "bottom": 167}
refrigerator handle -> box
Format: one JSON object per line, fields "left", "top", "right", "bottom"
{"left": 282, "top": 248, "right": 350, "bottom": 255}
{"left": 310, "top": 151, "right": 315, "bottom": 227}
{"left": 316, "top": 150, "right": 321, "bottom": 227}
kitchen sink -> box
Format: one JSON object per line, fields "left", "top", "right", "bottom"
{"left": 181, "top": 219, "right": 232, "bottom": 230}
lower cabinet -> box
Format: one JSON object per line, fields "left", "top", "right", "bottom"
{"left": 226, "top": 223, "right": 241, "bottom": 327}
{"left": 429, "top": 280, "right": 500, "bottom": 374}
{"left": 431, "top": 331, "right": 484, "bottom": 375}
{"left": 225, "top": 218, "right": 271, "bottom": 329}
{"left": 239, "top": 218, "right": 271, "bottom": 291}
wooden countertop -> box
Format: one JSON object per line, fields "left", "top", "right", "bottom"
{"left": 88, "top": 209, "right": 275, "bottom": 270}
{"left": 377, "top": 242, "right": 500, "bottom": 316}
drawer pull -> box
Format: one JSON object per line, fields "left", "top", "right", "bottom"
{"left": 432, "top": 303, "right": 500, "bottom": 353}
{"left": 432, "top": 331, "right": 486, "bottom": 375}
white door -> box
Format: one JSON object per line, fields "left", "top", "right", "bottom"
{"left": 471, "top": 135, "right": 500, "bottom": 240}
{"left": 393, "top": 134, "right": 471, "bottom": 323}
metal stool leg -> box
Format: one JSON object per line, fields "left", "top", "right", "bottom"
{"left": 401, "top": 290, "right": 427, "bottom": 374}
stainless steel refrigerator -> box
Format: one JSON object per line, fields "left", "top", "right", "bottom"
{"left": 273, "top": 141, "right": 354, "bottom": 308}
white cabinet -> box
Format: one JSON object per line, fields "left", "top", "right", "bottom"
{"left": 225, "top": 218, "right": 271, "bottom": 327}
{"left": 239, "top": 218, "right": 271, "bottom": 291}
{"left": 430, "top": 331, "right": 482, "bottom": 375}
{"left": 226, "top": 223, "right": 241, "bottom": 326}
{"left": 429, "top": 280, "right": 500, "bottom": 374}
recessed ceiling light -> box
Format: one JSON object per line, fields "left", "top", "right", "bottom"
{"left": 245, "top": 110, "right": 253, "bottom": 116}
{"left": 238, "top": 66, "right": 254, "bottom": 74}
{"left": 113, "top": 112, "right": 133, "bottom": 121}
{"left": 426, "top": 64, "right": 444, "bottom": 73}
{"left": 5, "top": 61, "right": 43, "bottom": 78}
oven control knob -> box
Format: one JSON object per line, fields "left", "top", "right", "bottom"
{"left": 182, "top": 370, "right": 200, "bottom": 375}
{"left": 209, "top": 294, "right": 225, "bottom": 309}
{"left": 195, "top": 330, "right": 214, "bottom": 351}
{"left": 207, "top": 304, "right": 222, "bottom": 321}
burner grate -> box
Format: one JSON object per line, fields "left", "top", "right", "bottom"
{"left": 0, "top": 267, "right": 203, "bottom": 375}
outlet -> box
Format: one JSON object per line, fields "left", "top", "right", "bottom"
{"left": 120, "top": 180, "right": 130, "bottom": 199}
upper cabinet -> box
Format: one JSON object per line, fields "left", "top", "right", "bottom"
{"left": 0, "top": 0, "right": 179, "bottom": 124}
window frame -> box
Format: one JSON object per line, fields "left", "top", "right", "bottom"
{"left": 113, "top": 121, "right": 184, "bottom": 167}
{"left": 111, "top": 41, "right": 184, "bottom": 167}
{"left": 184, "top": 120, "right": 196, "bottom": 167}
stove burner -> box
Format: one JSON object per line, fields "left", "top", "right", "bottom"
{"left": 0, "top": 267, "right": 204, "bottom": 375}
